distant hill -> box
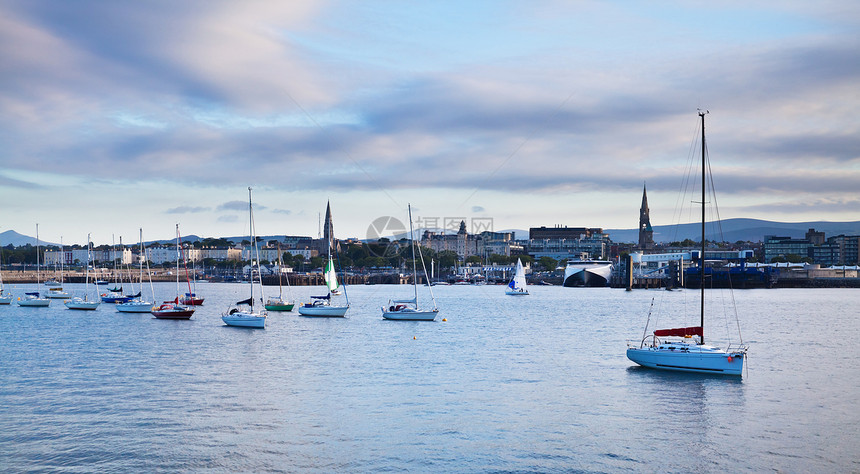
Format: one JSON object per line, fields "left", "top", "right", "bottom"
{"left": 606, "top": 219, "right": 860, "bottom": 244}
{"left": 0, "top": 230, "right": 59, "bottom": 247}
{"left": 1, "top": 231, "right": 264, "bottom": 248}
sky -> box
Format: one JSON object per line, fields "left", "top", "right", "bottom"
{"left": 1, "top": 1, "right": 858, "bottom": 246}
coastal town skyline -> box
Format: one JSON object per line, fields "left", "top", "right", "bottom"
{"left": 2, "top": 2, "right": 858, "bottom": 244}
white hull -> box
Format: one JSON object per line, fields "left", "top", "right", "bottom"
{"left": 46, "top": 291, "right": 71, "bottom": 299}
{"left": 298, "top": 304, "right": 349, "bottom": 317}
{"left": 222, "top": 311, "right": 266, "bottom": 328}
{"left": 505, "top": 289, "right": 529, "bottom": 296}
{"left": 18, "top": 297, "right": 50, "bottom": 307}
{"left": 0, "top": 295, "right": 12, "bottom": 305}
{"left": 563, "top": 261, "right": 613, "bottom": 287}
{"left": 627, "top": 343, "right": 746, "bottom": 376}
{"left": 116, "top": 301, "right": 155, "bottom": 313}
{"left": 381, "top": 307, "right": 438, "bottom": 321}
{"left": 65, "top": 299, "right": 100, "bottom": 310}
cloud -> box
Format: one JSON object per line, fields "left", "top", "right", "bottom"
{"left": 739, "top": 197, "right": 860, "bottom": 214}
{"left": 1, "top": 0, "right": 859, "bottom": 237}
{"left": 166, "top": 206, "right": 210, "bottom": 214}
{"left": 218, "top": 200, "right": 267, "bottom": 212}
{"left": 272, "top": 209, "right": 292, "bottom": 215}
{"left": 0, "top": 173, "right": 43, "bottom": 189}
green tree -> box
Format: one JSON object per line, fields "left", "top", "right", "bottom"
{"left": 488, "top": 253, "right": 514, "bottom": 264}
{"left": 539, "top": 256, "right": 558, "bottom": 271}
{"left": 309, "top": 256, "right": 325, "bottom": 270}
{"left": 437, "top": 251, "right": 459, "bottom": 269}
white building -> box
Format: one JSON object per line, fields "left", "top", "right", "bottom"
{"left": 200, "top": 248, "right": 242, "bottom": 262}
{"left": 242, "top": 247, "right": 317, "bottom": 262}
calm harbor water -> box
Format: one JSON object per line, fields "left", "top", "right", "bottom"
{"left": 1, "top": 283, "right": 858, "bottom": 472}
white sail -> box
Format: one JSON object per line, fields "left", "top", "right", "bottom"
{"left": 513, "top": 259, "right": 527, "bottom": 289}
{"left": 506, "top": 258, "right": 529, "bottom": 295}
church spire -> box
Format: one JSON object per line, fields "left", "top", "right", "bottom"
{"left": 638, "top": 183, "right": 655, "bottom": 249}
{"left": 323, "top": 200, "right": 334, "bottom": 255}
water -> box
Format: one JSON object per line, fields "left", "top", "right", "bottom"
{"left": 1, "top": 283, "right": 858, "bottom": 472}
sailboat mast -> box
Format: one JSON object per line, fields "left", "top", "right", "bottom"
{"left": 85, "top": 234, "right": 91, "bottom": 300}
{"left": 138, "top": 228, "right": 143, "bottom": 294}
{"left": 249, "top": 187, "right": 254, "bottom": 307}
{"left": 175, "top": 224, "right": 180, "bottom": 298}
{"left": 408, "top": 204, "right": 418, "bottom": 303}
{"left": 699, "top": 110, "right": 707, "bottom": 344}
{"left": 119, "top": 236, "right": 124, "bottom": 292}
{"left": 36, "top": 224, "right": 40, "bottom": 285}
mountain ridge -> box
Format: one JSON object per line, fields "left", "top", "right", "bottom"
{"left": 3, "top": 219, "right": 859, "bottom": 247}
{"left": 606, "top": 218, "right": 860, "bottom": 244}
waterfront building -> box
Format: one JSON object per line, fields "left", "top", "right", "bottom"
{"left": 91, "top": 247, "right": 134, "bottom": 266}
{"left": 764, "top": 235, "right": 811, "bottom": 263}
{"left": 829, "top": 234, "right": 860, "bottom": 265}
{"left": 144, "top": 245, "right": 202, "bottom": 265}
{"left": 527, "top": 226, "right": 611, "bottom": 260}
{"left": 47, "top": 247, "right": 133, "bottom": 266}
{"left": 764, "top": 229, "right": 860, "bottom": 265}
{"left": 809, "top": 243, "right": 841, "bottom": 266}
{"left": 529, "top": 225, "right": 603, "bottom": 240}
{"left": 282, "top": 235, "right": 314, "bottom": 248}
{"left": 480, "top": 231, "right": 515, "bottom": 258}
{"left": 284, "top": 248, "right": 318, "bottom": 259}
{"left": 241, "top": 246, "right": 320, "bottom": 262}
{"left": 44, "top": 249, "right": 83, "bottom": 267}
{"left": 806, "top": 228, "right": 826, "bottom": 246}
{"left": 421, "top": 221, "right": 483, "bottom": 259}
{"left": 199, "top": 247, "right": 242, "bottom": 262}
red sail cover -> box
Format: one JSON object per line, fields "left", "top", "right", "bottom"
{"left": 654, "top": 326, "right": 703, "bottom": 337}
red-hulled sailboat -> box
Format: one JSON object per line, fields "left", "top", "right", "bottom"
{"left": 152, "top": 224, "right": 195, "bottom": 320}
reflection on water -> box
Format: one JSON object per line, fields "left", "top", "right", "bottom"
{"left": 626, "top": 366, "right": 747, "bottom": 470}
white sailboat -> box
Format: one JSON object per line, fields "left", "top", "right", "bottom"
{"left": 117, "top": 229, "right": 156, "bottom": 313}
{"left": 627, "top": 111, "right": 749, "bottom": 376}
{"left": 505, "top": 258, "right": 529, "bottom": 296}
{"left": 382, "top": 204, "right": 439, "bottom": 321}
{"left": 298, "top": 202, "right": 349, "bottom": 317}
{"left": 65, "top": 234, "right": 100, "bottom": 310}
{"left": 46, "top": 237, "right": 71, "bottom": 299}
{"left": 222, "top": 187, "right": 267, "bottom": 328}
{"left": 298, "top": 256, "right": 350, "bottom": 317}
{"left": 18, "top": 224, "right": 50, "bottom": 307}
